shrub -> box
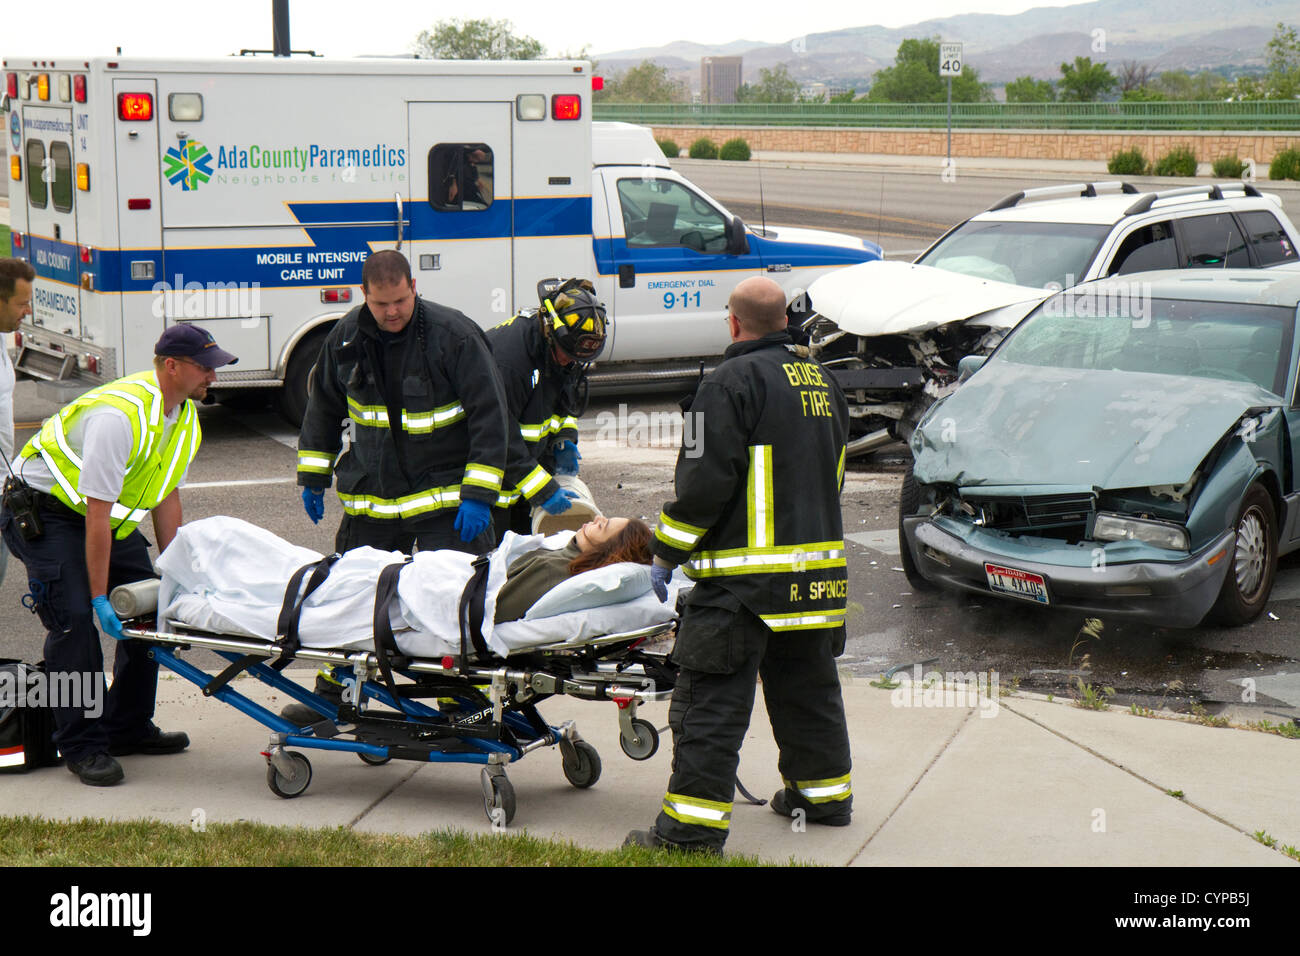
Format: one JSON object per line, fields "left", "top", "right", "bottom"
{"left": 688, "top": 137, "right": 718, "bottom": 160}
{"left": 656, "top": 138, "right": 679, "bottom": 159}
{"left": 1211, "top": 155, "right": 1245, "bottom": 178}
{"left": 1153, "top": 145, "right": 1198, "bottom": 177}
{"left": 719, "top": 137, "right": 751, "bottom": 161}
{"left": 1270, "top": 148, "right": 1300, "bottom": 181}
{"left": 1107, "top": 147, "right": 1147, "bottom": 176}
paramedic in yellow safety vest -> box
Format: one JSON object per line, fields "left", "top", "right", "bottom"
{"left": 625, "top": 276, "right": 853, "bottom": 854}
{"left": 0, "top": 324, "right": 237, "bottom": 787}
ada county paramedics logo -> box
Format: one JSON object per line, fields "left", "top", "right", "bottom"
{"left": 163, "top": 138, "right": 214, "bottom": 191}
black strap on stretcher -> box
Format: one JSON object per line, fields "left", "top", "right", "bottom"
{"left": 457, "top": 555, "right": 492, "bottom": 664}
{"left": 200, "top": 553, "right": 341, "bottom": 697}
{"left": 371, "top": 558, "right": 412, "bottom": 702}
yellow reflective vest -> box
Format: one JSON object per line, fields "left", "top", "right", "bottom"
{"left": 17, "top": 370, "right": 200, "bottom": 538}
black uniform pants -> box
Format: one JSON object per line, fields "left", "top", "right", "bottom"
{"left": 0, "top": 504, "right": 160, "bottom": 763}
{"left": 654, "top": 586, "right": 852, "bottom": 850}
{"left": 335, "top": 510, "right": 495, "bottom": 556}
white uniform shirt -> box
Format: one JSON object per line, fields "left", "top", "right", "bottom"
{"left": 0, "top": 344, "right": 14, "bottom": 478}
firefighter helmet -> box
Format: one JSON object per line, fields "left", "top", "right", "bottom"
{"left": 538, "top": 278, "right": 607, "bottom": 363}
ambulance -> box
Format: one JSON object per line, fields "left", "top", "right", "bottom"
{"left": 2, "top": 55, "right": 880, "bottom": 421}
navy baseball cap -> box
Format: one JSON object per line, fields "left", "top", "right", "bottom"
{"left": 155, "top": 324, "right": 238, "bottom": 368}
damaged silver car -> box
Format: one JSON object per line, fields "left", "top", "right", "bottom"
{"left": 899, "top": 270, "right": 1300, "bottom": 627}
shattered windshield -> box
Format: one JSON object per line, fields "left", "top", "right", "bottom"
{"left": 916, "top": 220, "right": 1110, "bottom": 289}
{"left": 997, "top": 295, "right": 1295, "bottom": 396}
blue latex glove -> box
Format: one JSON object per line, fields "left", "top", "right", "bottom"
{"left": 651, "top": 564, "right": 672, "bottom": 603}
{"left": 302, "top": 487, "right": 325, "bottom": 524}
{"left": 454, "top": 498, "right": 493, "bottom": 543}
{"left": 91, "top": 594, "right": 126, "bottom": 640}
{"left": 540, "top": 487, "right": 580, "bottom": 515}
{"left": 553, "top": 440, "right": 581, "bottom": 476}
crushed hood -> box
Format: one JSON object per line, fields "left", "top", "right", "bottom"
{"left": 808, "top": 260, "right": 1047, "bottom": 336}
{"left": 912, "top": 362, "right": 1281, "bottom": 490}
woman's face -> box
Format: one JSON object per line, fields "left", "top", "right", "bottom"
{"left": 575, "top": 516, "right": 628, "bottom": 552}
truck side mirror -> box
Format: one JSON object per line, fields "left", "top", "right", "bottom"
{"left": 726, "top": 216, "right": 749, "bottom": 256}
{"left": 957, "top": 354, "right": 987, "bottom": 383}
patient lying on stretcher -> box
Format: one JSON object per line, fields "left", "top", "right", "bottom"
{"left": 155, "top": 515, "right": 678, "bottom": 659}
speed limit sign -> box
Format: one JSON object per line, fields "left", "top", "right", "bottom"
{"left": 940, "top": 42, "right": 963, "bottom": 77}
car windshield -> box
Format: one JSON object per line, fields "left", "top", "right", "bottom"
{"left": 997, "top": 292, "right": 1295, "bottom": 396}
{"left": 916, "top": 220, "right": 1110, "bottom": 289}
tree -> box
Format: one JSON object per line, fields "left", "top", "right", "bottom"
{"left": 1116, "top": 61, "right": 1156, "bottom": 95}
{"left": 1265, "top": 21, "right": 1300, "bottom": 98}
{"left": 1154, "top": 69, "right": 1228, "bottom": 100}
{"left": 413, "top": 18, "right": 543, "bottom": 60}
{"left": 866, "top": 37, "right": 991, "bottom": 103}
{"left": 828, "top": 88, "right": 858, "bottom": 103}
{"left": 600, "top": 60, "right": 686, "bottom": 104}
{"left": 1058, "top": 56, "right": 1116, "bottom": 102}
{"left": 736, "top": 65, "right": 800, "bottom": 103}
{"left": 1004, "top": 76, "right": 1054, "bottom": 103}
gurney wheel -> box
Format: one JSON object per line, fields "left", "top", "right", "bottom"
{"left": 266, "top": 752, "right": 312, "bottom": 799}
{"left": 481, "top": 768, "right": 516, "bottom": 827}
{"left": 619, "top": 718, "right": 659, "bottom": 761}
{"left": 358, "top": 751, "right": 392, "bottom": 766}
{"left": 561, "top": 740, "right": 602, "bottom": 789}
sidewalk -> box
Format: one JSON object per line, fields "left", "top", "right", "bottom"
{"left": 8, "top": 666, "right": 1296, "bottom": 865}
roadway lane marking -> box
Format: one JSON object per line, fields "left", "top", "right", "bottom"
{"left": 185, "top": 477, "right": 296, "bottom": 489}
{"left": 846, "top": 530, "right": 900, "bottom": 555}
{"left": 238, "top": 412, "right": 301, "bottom": 450}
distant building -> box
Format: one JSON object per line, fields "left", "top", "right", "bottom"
{"left": 800, "top": 82, "right": 828, "bottom": 102}
{"left": 702, "top": 56, "right": 743, "bottom": 104}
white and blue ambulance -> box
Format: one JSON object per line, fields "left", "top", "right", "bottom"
{"left": 2, "top": 55, "right": 880, "bottom": 420}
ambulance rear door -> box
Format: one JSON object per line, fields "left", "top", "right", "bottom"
{"left": 21, "top": 102, "right": 82, "bottom": 338}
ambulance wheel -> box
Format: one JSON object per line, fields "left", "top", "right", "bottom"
{"left": 561, "top": 740, "right": 602, "bottom": 789}
{"left": 277, "top": 326, "right": 332, "bottom": 427}
{"left": 266, "top": 752, "right": 312, "bottom": 799}
{"left": 619, "top": 719, "right": 659, "bottom": 760}
{"left": 481, "top": 769, "right": 516, "bottom": 826}
{"left": 358, "top": 751, "right": 392, "bottom": 766}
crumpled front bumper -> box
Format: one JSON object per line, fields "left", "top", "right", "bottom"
{"left": 902, "top": 516, "right": 1236, "bottom": 628}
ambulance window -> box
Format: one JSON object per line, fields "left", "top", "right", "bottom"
{"left": 50, "top": 142, "right": 74, "bottom": 213}
{"left": 428, "top": 143, "right": 493, "bottom": 212}
{"left": 25, "top": 140, "right": 47, "bottom": 208}
{"left": 616, "top": 178, "right": 729, "bottom": 252}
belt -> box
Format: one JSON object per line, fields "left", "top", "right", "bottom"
{"left": 33, "top": 489, "right": 82, "bottom": 519}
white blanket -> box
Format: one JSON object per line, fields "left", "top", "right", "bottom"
{"left": 156, "top": 516, "right": 683, "bottom": 658}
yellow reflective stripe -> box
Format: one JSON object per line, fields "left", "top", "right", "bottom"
{"left": 784, "top": 774, "right": 852, "bottom": 803}
{"left": 656, "top": 511, "right": 708, "bottom": 550}
{"left": 297, "top": 450, "right": 334, "bottom": 474}
{"left": 31, "top": 438, "right": 82, "bottom": 505}
{"left": 747, "top": 445, "right": 774, "bottom": 549}
{"left": 517, "top": 465, "right": 551, "bottom": 499}
{"left": 109, "top": 503, "right": 150, "bottom": 524}
{"left": 346, "top": 396, "right": 467, "bottom": 432}
{"left": 462, "top": 463, "right": 504, "bottom": 492}
{"left": 661, "top": 792, "right": 732, "bottom": 830}
{"left": 518, "top": 415, "right": 565, "bottom": 443}
{"left": 156, "top": 402, "right": 195, "bottom": 493}
{"left": 685, "top": 543, "right": 846, "bottom": 577}
{"left": 760, "top": 609, "right": 847, "bottom": 631}
{"left": 50, "top": 415, "right": 84, "bottom": 471}
{"left": 837, "top": 445, "right": 846, "bottom": 488}
{"left": 560, "top": 416, "right": 578, "bottom": 431}
{"left": 496, "top": 490, "right": 522, "bottom": 508}
{"left": 336, "top": 486, "right": 462, "bottom": 519}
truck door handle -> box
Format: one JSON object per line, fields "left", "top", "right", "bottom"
{"left": 394, "top": 193, "right": 404, "bottom": 252}
{"left": 618, "top": 264, "right": 635, "bottom": 288}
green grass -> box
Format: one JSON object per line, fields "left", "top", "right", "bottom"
{"left": 1073, "top": 678, "right": 1113, "bottom": 711}
{"left": 1, "top": 224, "right": 9, "bottom": 256}
{"left": 0, "top": 816, "right": 781, "bottom": 867}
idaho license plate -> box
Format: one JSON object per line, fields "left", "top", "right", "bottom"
{"left": 984, "top": 563, "right": 1050, "bottom": 604}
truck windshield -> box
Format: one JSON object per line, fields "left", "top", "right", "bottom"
{"left": 916, "top": 220, "right": 1110, "bottom": 289}
{"left": 997, "top": 295, "right": 1295, "bottom": 396}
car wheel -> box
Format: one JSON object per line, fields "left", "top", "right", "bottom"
{"left": 899, "top": 460, "right": 938, "bottom": 592}
{"left": 1208, "top": 483, "right": 1278, "bottom": 626}
{"left": 276, "top": 327, "right": 331, "bottom": 427}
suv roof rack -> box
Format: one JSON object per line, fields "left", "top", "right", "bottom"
{"left": 1124, "top": 182, "right": 1263, "bottom": 216}
{"left": 986, "top": 181, "right": 1139, "bottom": 212}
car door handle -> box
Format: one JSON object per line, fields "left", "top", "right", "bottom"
{"left": 618, "top": 264, "right": 635, "bottom": 288}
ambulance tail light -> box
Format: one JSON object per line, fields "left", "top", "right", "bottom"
{"left": 551, "top": 94, "right": 581, "bottom": 120}
{"left": 591, "top": 76, "right": 604, "bottom": 91}
{"left": 74, "top": 74, "right": 87, "bottom": 103}
{"left": 321, "top": 288, "right": 352, "bottom": 304}
{"left": 36, "top": 73, "right": 49, "bottom": 101}
{"left": 8, "top": 155, "right": 19, "bottom": 182}
{"left": 5, "top": 73, "right": 16, "bottom": 98}
{"left": 83, "top": 354, "right": 100, "bottom": 375}
{"left": 9, "top": 232, "right": 21, "bottom": 249}
{"left": 79, "top": 245, "right": 93, "bottom": 264}
{"left": 76, "top": 163, "right": 90, "bottom": 191}
{"left": 117, "top": 92, "right": 153, "bottom": 121}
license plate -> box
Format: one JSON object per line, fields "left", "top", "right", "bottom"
{"left": 984, "top": 563, "right": 1050, "bottom": 605}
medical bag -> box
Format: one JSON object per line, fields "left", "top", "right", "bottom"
{"left": 0, "top": 659, "right": 61, "bottom": 772}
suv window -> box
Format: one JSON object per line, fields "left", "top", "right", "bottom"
{"left": 1240, "top": 210, "right": 1299, "bottom": 266}
{"left": 915, "top": 220, "right": 1110, "bottom": 289}
{"left": 1177, "top": 213, "right": 1251, "bottom": 268}
{"left": 617, "top": 178, "right": 729, "bottom": 252}
{"left": 1109, "top": 221, "right": 1178, "bottom": 275}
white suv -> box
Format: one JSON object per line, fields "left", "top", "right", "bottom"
{"left": 803, "top": 181, "right": 1300, "bottom": 454}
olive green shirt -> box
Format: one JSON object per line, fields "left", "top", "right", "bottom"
{"left": 493, "top": 539, "right": 583, "bottom": 623}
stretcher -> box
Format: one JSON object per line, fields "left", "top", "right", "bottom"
{"left": 115, "top": 518, "right": 683, "bottom": 826}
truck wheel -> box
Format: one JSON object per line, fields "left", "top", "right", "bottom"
{"left": 276, "top": 327, "right": 331, "bottom": 428}
{"left": 1207, "top": 483, "right": 1278, "bottom": 626}
{"left": 899, "top": 460, "right": 937, "bottom": 593}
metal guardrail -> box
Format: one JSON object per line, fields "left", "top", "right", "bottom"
{"left": 593, "top": 101, "right": 1300, "bottom": 131}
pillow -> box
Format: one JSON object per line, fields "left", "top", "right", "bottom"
{"left": 523, "top": 561, "right": 653, "bottom": 620}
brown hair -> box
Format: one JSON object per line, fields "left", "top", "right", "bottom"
{"left": 361, "top": 249, "right": 412, "bottom": 290}
{"left": 0, "top": 258, "right": 36, "bottom": 301}
{"left": 569, "top": 518, "right": 653, "bottom": 575}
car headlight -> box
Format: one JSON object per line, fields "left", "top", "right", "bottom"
{"left": 1092, "top": 513, "right": 1189, "bottom": 551}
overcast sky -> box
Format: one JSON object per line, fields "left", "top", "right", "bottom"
{"left": 7, "top": 0, "right": 1086, "bottom": 61}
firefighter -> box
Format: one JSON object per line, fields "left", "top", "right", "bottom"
{"left": 625, "top": 276, "right": 852, "bottom": 854}
{"left": 486, "top": 278, "right": 608, "bottom": 536}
